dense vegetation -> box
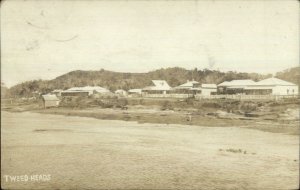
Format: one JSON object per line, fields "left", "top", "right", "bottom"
{"left": 2, "top": 67, "right": 299, "bottom": 98}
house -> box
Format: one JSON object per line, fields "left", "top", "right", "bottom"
{"left": 61, "top": 90, "right": 90, "bottom": 97}
{"left": 142, "top": 80, "right": 172, "bottom": 94}
{"left": 244, "top": 77, "right": 298, "bottom": 95}
{"left": 61, "top": 86, "right": 110, "bottom": 97}
{"left": 83, "top": 86, "right": 110, "bottom": 94}
{"left": 115, "top": 89, "right": 128, "bottom": 96}
{"left": 201, "top": 84, "right": 217, "bottom": 95}
{"left": 218, "top": 79, "right": 256, "bottom": 94}
{"left": 173, "top": 80, "right": 201, "bottom": 94}
{"left": 128, "top": 89, "right": 142, "bottom": 94}
{"left": 42, "top": 94, "right": 60, "bottom": 108}
{"left": 128, "top": 89, "right": 142, "bottom": 97}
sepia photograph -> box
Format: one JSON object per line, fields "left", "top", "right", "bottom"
{"left": 1, "top": 0, "right": 299, "bottom": 189}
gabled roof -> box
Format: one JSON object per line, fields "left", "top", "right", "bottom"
{"left": 175, "top": 80, "right": 199, "bottom": 89}
{"left": 152, "top": 80, "right": 171, "bottom": 88}
{"left": 255, "top": 77, "right": 296, "bottom": 86}
{"left": 42, "top": 94, "right": 59, "bottom": 101}
{"left": 201, "top": 84, "right": 217, "bottom": 88}
{"left": 217, "top": 81, "right": 230, "bottom": 86}
{"left": 143, "top": 80, "right": 172, "bottom": 91}
{"left": 66, "top": 86, "right": 110, "bottom": 93}
{"left": 218, "top": 80, "right": 256, "bottom": 87}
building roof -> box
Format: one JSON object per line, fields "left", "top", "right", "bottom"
{"left": 128, "top": 89, "right": 142, "bottom": 93}
{"left": 115, "top": 89, "right": 127, "bottom": 93}
{"left": 201, "top": 84, "right": 217, "bottom": 88}
{"left": 244, "top": 86, "right": 274, "bottom": 90}
{"left": 42, "top": 94, "right": 59, "bottom": 101}
{"left": 190, "top": 87, "right": 202, "bottom": 91}
{"left": 66, "top": 86, "right": 110, "bottom": 93}
{"left": 255, "top": 77, "right": 296, "bottom": 86}
{"left": 218, "top": 79, "right": 256, "bottom": 87}
{"left": 143, "top": 80, "right": 172, "bottom": 91}
{"left": 175, "top": 80, "right": 199, "bottom": 89}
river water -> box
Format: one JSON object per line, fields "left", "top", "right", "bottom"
{"left": 1, "top": 111, "right": 299, "bottom": 189}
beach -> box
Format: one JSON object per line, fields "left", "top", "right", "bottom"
{"left": 1, "top": 111, "right": 299, "bottom": 189}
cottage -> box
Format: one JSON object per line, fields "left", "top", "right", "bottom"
{"left": 173, "top": 80, "right": 201, "bottom": 94}
{"left": 115, "top": 89, "right": 128, "bottom": 96}
{"left": 244, "top": 78, "right": 298, "bottom": 95}
{"left": 42, "top": 94, "right": 60, "bottom": 108}
{"left": 127, "top": 89, "right": 142, "bottom": 97}
{"left": 128, "top": 89, "right": 142, "bottom": 94}
{"left": 142, "top": 80, "right": 172, "bottom": 95}
{"left": 201, "top": 84, "right": 217, "bottom": 95}
{"left": 218, "top": 80, "right": 256, "bottom": 94}
{"left": 82, "top": 86, "right": 110, "bottom": 94}
{"left": 61, "top": 86, "right": 110, "bottom": 97}
{"left": 61, "top": 90, "right": 90, "bottom": 97}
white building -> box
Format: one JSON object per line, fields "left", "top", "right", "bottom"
{"left": 218, "top": 79, "right": 256, "bottom": 94}
{"left": 128, "top": 89, "right": 142, "bottom": 95}
{"left": 42, "top": 94, "right": 60, "bottom": 108}
{"left": 61, "top": 86, "right": 110, "bottom": 97}
{"left": 115, "top": 89, "right": 128, "bottom": 96}
{"left": 201, "top": 84, "right": 217, "bottom": 95}
{"left": 244, "top": 77, "right": 298, "bottom": 95}
{"left": 142, "top": 80, "right": 172, "bottom": 94}
{"left": 175, "top": 80, "right": 200, "bottom": 89}
{"left": 173, "top": 80, "right": 201, "bottom": 94}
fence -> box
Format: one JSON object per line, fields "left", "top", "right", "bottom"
{"left": 137, "top": 93, "right": 299, "bottom": 100}
{"left": 195, "top": 94, "right": 299, "bottom": 101}
{"left": 142, "top": 94, "right": 194, "bottom": 99}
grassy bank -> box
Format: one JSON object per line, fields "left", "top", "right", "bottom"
{"left": 2, "top": 97, "right": 299, "bottom": 135}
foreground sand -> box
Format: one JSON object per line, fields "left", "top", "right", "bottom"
{"left": 1, "top": 111, "right": 299, "bottom": 189}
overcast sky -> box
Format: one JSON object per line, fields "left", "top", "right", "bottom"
{"left": 1, "top": 0, "right": 299, "bottom": 87}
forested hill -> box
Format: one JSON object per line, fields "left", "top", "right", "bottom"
{"left": 4, "top": 67, "right": 299, "bottom": 98}
{"left": 275, "top": 67, "right": 300, "bottom": 87}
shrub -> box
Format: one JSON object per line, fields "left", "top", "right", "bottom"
{"left": 161, "top": 100, "right": 173, "bottom": 110}
{"left": 116, "top": 98, "right": 128, "bottom": 108}
{"left": 240, "top": 102, "right": 257, "bottom": 113}
{"left": 202, "top": 102, "right": 222, "bottom": 108}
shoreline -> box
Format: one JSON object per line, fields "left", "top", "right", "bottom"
{"left": 2, "top": 105, "right": 299, "bottom": 135}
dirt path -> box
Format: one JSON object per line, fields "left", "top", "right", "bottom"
{"left": 1, "top": 111, "right": 299, "bottom": 189}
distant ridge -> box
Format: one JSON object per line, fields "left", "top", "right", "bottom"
{"left": 4, "top": 67, "right": 299, "bottom": 98}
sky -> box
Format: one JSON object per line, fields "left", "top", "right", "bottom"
{"left": 1, "top": 0, "right": 299, "bottom": 87}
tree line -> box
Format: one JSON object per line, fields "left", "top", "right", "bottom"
{"left": 2, "top": 67, "right": 299, "bottom": 98}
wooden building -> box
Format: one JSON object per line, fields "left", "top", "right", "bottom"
{"left": 244, "top": 78, "right": 298, "bottom": 95}
{"left": 201, "top": 84, "right": 217, "bottom": 95}
{"left": 142, "top": 80, "right": 172, "bottom": 95}
{"left": 61, "top": 86, "right": 110, "bottom": 97}
{"left": 217, "top": 80, "right": 256, "bottom": 94}
{"left": 173, "top": 80, "right": 201, "bottom": 95}
{"left": 42, "top": 94, "right": 60, "bottom": 108}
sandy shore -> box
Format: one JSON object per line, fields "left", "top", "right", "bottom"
{"left": 2, "top": 99, "right": 299, "bottom": 135}
{"left": 1, "top": 111, "right": 299, "bottom": 189}
{"left": 31, "top": 106, "right": 300, "bottom": 135}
